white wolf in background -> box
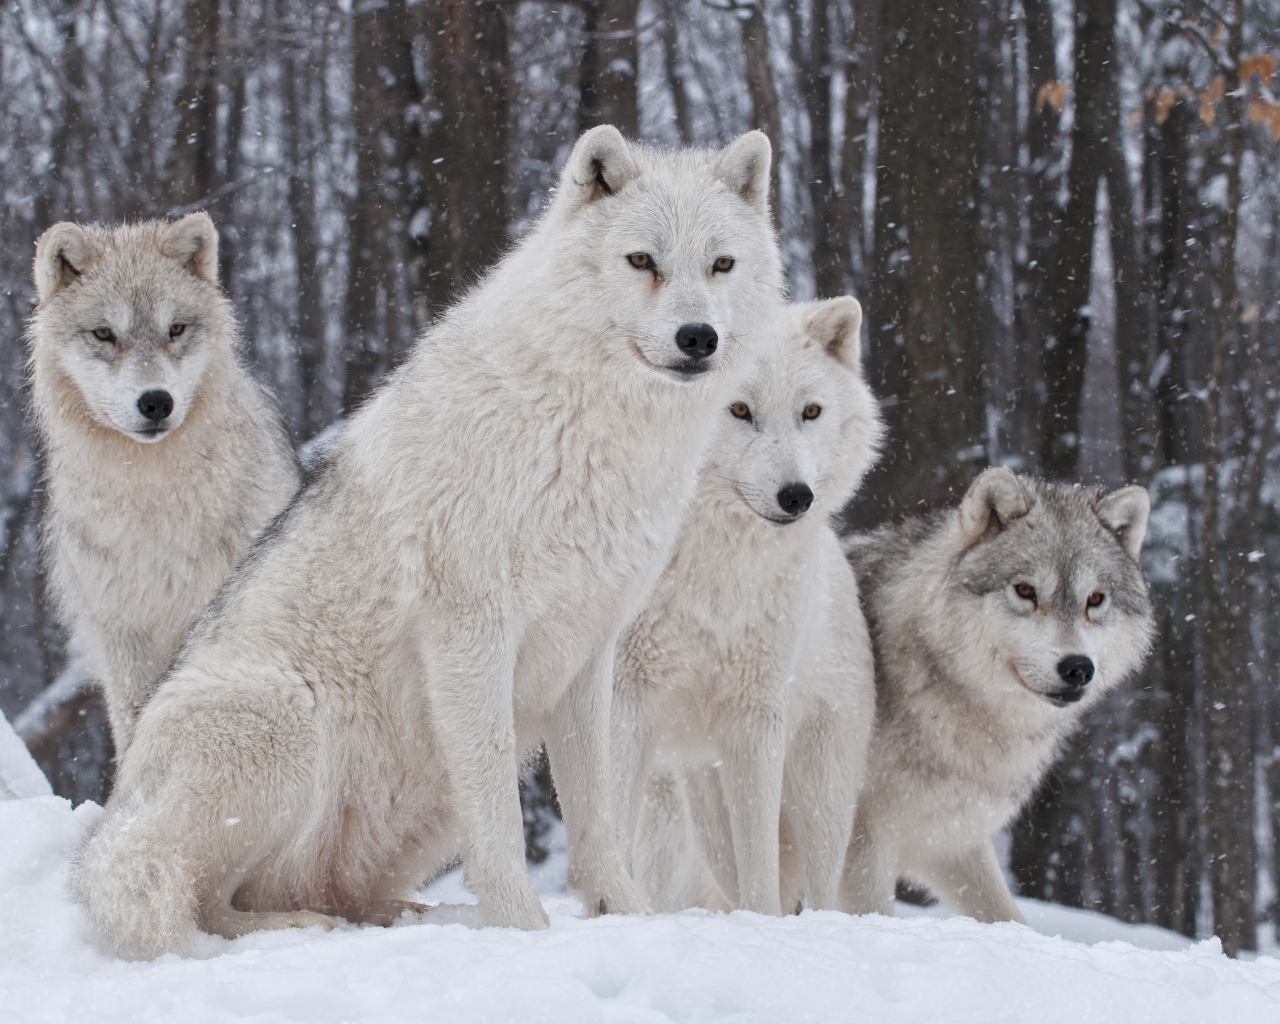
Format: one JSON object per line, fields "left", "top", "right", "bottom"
{"left": 73, "top": 126, "right": 784, "bottom": 959}
{"left": 615, "top": 297, "right": 882, "bottom": 915}
{"left": 27, "top": 214, "right": 300, "bottom": 755}
{"left": 839, "top": 468, "right": 1155, "bottom": 923}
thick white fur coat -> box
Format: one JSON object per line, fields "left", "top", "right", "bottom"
{"left": 616, "top": 298, "right": 882, "bottom": 914}
{"left": 71, "top": 128, "right": 784, "bottom": 958}
{"left": 27, "top": 214, "right": 299, "bottom": 753}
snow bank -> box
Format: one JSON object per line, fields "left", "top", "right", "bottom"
{"left": 3, "top": 795, "right": 1279, "bottom": 1023}
{"left": 0, "top": 710, "right": 52, "bottom": 800}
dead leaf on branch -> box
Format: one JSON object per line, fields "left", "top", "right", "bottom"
{"left": 1034, "top": 80, "right": 1067, "bottom": 114}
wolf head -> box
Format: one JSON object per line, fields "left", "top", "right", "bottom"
{"left": 542, "top": 125, "right": 783, "bottom": 383}
{"left": 700, "top": 297, "right": 884, "bottom": 525}
{"left": 944, "top": 468, "right": 1155, "bottom": 714}
{"left": 29, "top": 213, "right": 235, "bottom": 443}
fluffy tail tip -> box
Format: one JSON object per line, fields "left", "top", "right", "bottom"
{"left": 70, "top": 809, "right": 197, "bottom": 960}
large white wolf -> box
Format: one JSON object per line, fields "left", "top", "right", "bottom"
{"left": 614, "top": 297, "right": 882, "bottom": 915}
{"left": 838, "top": 468, "right": 1155, "bottom": 922}
{"left": 26, "top": 214, "right": 300, "bottom": 754}
{"left": 72, "top": 127, "right": 784, "bottom": 958}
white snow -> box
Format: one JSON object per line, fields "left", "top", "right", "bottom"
{"left": 3, "top": 795, "right": 1280, "bottom": 1023}
{"left": 0, "top": 710, "right": 53, "bottom": 799}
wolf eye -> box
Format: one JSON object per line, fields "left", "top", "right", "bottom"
{"left": 729, "top": 402, "right": 752, "bottom": 421}
{"left": 92, "top": 327, "right": 115, "bottom": 343}
{"left": 1014, "top": 583, "right": 1036, "bottom": 602}
{"left": 1086, "top": 591, "right": 1105, "bottom": 608}
{"left": 712, "top": 256, "right": 735, "bottom": 274}
{"left": 802, "top": 404, "right": 822, "bottom": 421}
{"left": 169, "top": 323, "right": 187, "bottom": 338}
{"left": 627, "top": 253, "right": 654, "bottom": 271}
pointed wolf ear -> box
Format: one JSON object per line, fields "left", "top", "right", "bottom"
{"left": 562, "top": 124, "right": 641, "bottom": 209}
{"left": 957, "top": 467, "right": 1032, "bottom": 549}
{"left": 714, "top": 130, "right": 772, "bottom": 214}
{"left": 1096, "top": 486, "right": 1150, "bottom": 562}
{"left": 160, "top": 212, "right": 220, "bottom": 284}
{"left": 33, "top": 222, "right": 103, "bottom": 302}
{"left": 805, "top": 296, "right": 863, "bottom": 369}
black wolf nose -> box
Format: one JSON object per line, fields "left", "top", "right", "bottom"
{"left": 675, "top": 322, "right": 718, "bottom": 361}
{"left": 1057, "top": 655, "right": 1095, "bottom": 689}
{"left": 777, "top": 483, "right": 814, "bottom": 517}
{"left": 137, "top": 389, "right": 174, "bottom": 423}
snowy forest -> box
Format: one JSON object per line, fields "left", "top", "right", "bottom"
{"left": 0, "top": 0, "right": 1278, "bottom": 959}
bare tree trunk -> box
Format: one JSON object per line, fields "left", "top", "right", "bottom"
{"left": 577, "top": 0, "right": 638, "bottom": 136}
{"left": 738, "top": 0, "right": 783, "bottom": 222}
{"left": 1039, "top": 0, "right": 1116, "bottom": 480}
{"left": 342, "top": 0, "right": 422, "bottom": 412}
{"left": 169, "top": 0, "right": 221, "bottom": 208}
{"left": 658, "top": 0, "right": 693, "bottom": 143}
{"left": 832, "top": 0, "right": 877, "bottom": 298}
{"left": 420, "top": 0, "right": 511, "bottom": 318}
{"left": 1200, "top": 0, "right": 1254, "bottom": 956}
{"left": 857, "top": 0, "right": 987, "bottom": 518}
{"left": 789, "top": 0, "right": 835, "bottom": 293}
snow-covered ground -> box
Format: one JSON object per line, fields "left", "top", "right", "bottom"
{"left": 4, "top": 791, "right": 1280, "bottom": 1024}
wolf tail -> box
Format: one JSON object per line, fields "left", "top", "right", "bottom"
{"left": 70, "top": 794, "right": 198, "bottom": 960}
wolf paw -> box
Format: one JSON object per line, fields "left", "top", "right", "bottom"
{"left": 481, "top": 882, "right": 550, "bottom": 931}
{"left": 580, "top": 874, "right": 648, "bottom": 917}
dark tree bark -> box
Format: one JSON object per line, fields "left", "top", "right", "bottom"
{"left": 737, "top": 0, "right": 783, "bottom": 223}
{"left": 1200, "top": 0, "right": 1254, "bottom": 956}
{"left": 658, "top": 0, "right": 693, "bottom": 143}
{"left": 577, "top": 0, "right": 639, "bottom": 136}
{"left": 168, "top": 0, "right": 221, "bottom": 208}
{"left": 1009, "top": 0, "right": 1059, "bottom": 465}
{"left": 831, "top": 0, "right": 878, "bottom": 299}
{"left": 857, "top": 0, "right": 987, "bottom": 518}
{"left": 419, "top": 0, "right": 511, "bottom": 318}
{"left": 791, "top": 0, "right": 839, "bottom": 295}
{"left": 342, "top": 0, "right": 422, "bottom": 412}
{"left": 1038, "top": 0, "right": 1118, "bottom": 480}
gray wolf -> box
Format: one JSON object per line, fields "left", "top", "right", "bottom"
{"left": 838, "top": 468, "right": 1155, "bottom": 922}
{"left": 614, "top": 297, "right": 882, "bottom": 915}
{"left": 72, "top": 126, "right": 784, "bottom": 958}
{"left": 27, "top": 214, "right": 300, "bottom": 754}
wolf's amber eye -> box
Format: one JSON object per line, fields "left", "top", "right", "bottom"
{"left": 1014, "top": 583, "right": 1036, "bottom": 602}
{"left": 713, "top": 256, "right": 735, "bottom": 274}
{"left": 802, "top": 404, "right": 822, "bottom": 421}
{"left": 1086, "top": 591, "right": 1105, "bottom": 608}
{"left": 730, "top": 401, "right": 752, "bottom": 421}
{"left": 627, "top": 253, "right": 653, "bottom": 271}
{"left": 169, "top": 323, "right": 187, "bottom": 338}
{"left": 92, "top": 327, "right": 115, "bottom": 343}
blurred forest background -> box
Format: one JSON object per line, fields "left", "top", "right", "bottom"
{"left": 0, "top": 0, "right": 1278, "bottom": 956}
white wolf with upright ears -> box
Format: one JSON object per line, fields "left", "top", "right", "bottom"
{"left": 615, "top": 297, "right": 883, "bottom": 915}
{"left": 838, "top": 468, "right": 1155, "bottom": 923}
{"left": 27, "top": 214, "right": 300, "bottom": 754}
{"left": 73, "top": 126, "right": 784, "bottom": 959}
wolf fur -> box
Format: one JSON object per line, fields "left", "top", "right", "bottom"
{"left": 27, "top": 214, "right": 300, "bottom": 754}
{"left": 838, "top": 468, "right": 1155, "bottom": 923}
{"left": 72, "top": 127, "right": 784, "bottom": 959}
{"left": 615, "top": 297, "right": 882, "bottom": 915}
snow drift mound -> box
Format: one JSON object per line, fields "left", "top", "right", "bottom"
{"left": 3, "top": 794, "right": 1279, "bottom": 1023}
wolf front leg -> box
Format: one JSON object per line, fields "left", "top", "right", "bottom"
{"left": 609, "top": 662, "right": 657, "bottom": 874}
{"left": 718, "top": 706, "right": 786, "bottom": 915}
{"left": 920, "top": 841, "right": 1025, "bottom": 924}
{"left": 425, "top": 629, "right": 548, "bottom": 930}
{"left": 545, "top": 642, "right": 647, "bottom": 917}
{"left": 779, "top": 705, "right": 864, "bottom": 910}
{"left": 838, "top": 810, "right": 897, "bottom": 917}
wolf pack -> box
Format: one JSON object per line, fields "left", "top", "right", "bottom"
{"left": 22, "top": 126, "right": 1156, "bottom": 960}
